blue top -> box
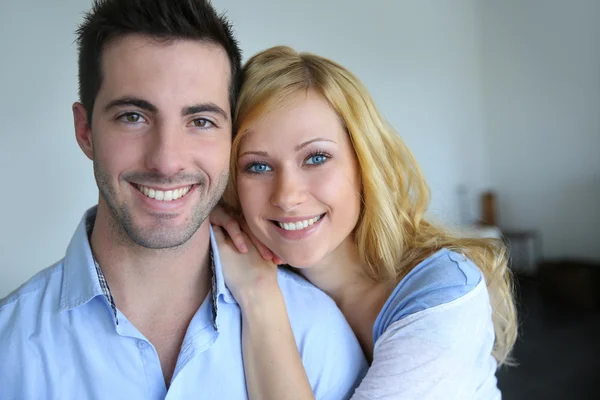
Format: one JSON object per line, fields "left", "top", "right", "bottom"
{"left": 352, "top": 248, "right": 500, "bottom": 399}
{"left": 373, "top": 248, "right": 482, "bottom": 342}
{"left": 0, "top": 207, "right": 367, "bottom": 400}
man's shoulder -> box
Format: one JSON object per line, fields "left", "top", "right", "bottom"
{"left": 0, "top": 260, "right": 64, "bottom": 313}
{"left": 275, "top": 267, "right": 368, "bottom": 397}
{"left": 275, "top": 266, "right": 337, "bottom": 309}
{"left": 275, "top": 266, "right": 314, "bottom": 287}
{"left": 274, "top": 267, "right": 361, "bottom": 347}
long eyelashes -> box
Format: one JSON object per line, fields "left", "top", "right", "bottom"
{"left": 241, "top": 149, "right": 333, "bottom": 175}
{"left": 244, "top": 159, "right": 271, "bottom": 174}
{"left": 304, "top": 150, "right": 332, "bottom": 165}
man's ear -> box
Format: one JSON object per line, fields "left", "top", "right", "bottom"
{"left": 73, "top": 102, "right": 94, "bottom": 160}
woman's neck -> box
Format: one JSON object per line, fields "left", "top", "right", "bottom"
{"left": 300, "top": 238, "right": 393, "bottom": 360}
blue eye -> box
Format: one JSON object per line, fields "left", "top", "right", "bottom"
{"left": 305, "top": 153, "right": 329, "bottom": 165}
{"left": 247, "top": 162, "right": 272, "bottom": 174}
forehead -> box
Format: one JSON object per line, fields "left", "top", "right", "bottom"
{"left": 242, "top": 91, "right": 346, "bottom": 148}
{"left": 97, "top": 34, "right": 230, "bottom": 112}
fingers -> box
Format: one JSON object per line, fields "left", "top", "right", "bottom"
{"left": 253, "top": 238, "right": 274, "bottom": 261}
{"left": 239, "top": 219, "right": 275, "bottom": 261}
{"left": 210, "top": 206, "right": 248, "bottom": 253}
{"left": 212, "top": 225, "right": 227, "bottom": 245}
{"left": 209, "top": 204, "right": 229, "bottom": 227}
{"left": 224, "top": 219, "right": 248, "bottom": 253}
{"left": 212, "top": 207, "right": 281, "bottom": 263}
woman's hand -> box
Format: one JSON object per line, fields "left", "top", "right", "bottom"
{"left": 213, "top": 226, "right": 315, "bottom": 400}
{"left": 213, "top": 226, "right": 280, "bottom": 306}
{"left": 210, "top": 205, "right": 285, "bottom": 265}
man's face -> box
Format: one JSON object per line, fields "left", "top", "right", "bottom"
{"left": 76, "top": 34, "right": 232, "bottom": 249}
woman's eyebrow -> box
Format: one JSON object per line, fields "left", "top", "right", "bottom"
{"left": 294, "top": 138, "right": 336, "bottom": 151}
{"left": 239, "top": 150, "right": 268, "bottom": 158}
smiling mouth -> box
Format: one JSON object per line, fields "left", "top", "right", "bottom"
{"left": 271, "top": 214, "right": 325, "bottom": 231}
{"left": 135, "top": 184, "right": 193, "bottom": 202}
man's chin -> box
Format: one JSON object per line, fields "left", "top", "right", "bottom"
{"left": 126, "top": 229, "right": 194, "bottom": 249}
{"left": 120, "top": 216, "right": 202, "bottom": 249}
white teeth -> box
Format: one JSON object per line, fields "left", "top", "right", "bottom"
{"left": 137, "top": 185, "right": 192, "bottom": 202}
{"left": 277, "top": 215, "right": 323, "bottom": 231}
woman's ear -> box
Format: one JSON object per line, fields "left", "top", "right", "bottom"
{"left": 73, "top": 102, "right": 94, "bottom": 160}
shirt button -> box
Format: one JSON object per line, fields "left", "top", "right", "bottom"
{"left": 138, "top": 341, "right": 147, "bottom": 349}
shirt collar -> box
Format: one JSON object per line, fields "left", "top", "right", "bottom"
{"left": 209, "top": 226, "right": 236, "bottom": 303}
{"left": 59, "top": 206, "right": 110, "bottom": 315}
{"left": 59, "top": 206, "right": 233, "bottom": 331}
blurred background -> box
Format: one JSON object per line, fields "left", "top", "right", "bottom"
{"left": 1, "top": 0, "right": 598, "bottom": 398}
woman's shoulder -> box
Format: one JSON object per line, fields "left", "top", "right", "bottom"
{"left": 373, "top": 249, "right": 485, "bottom": 342}
{"left": 402, "top": 248, "right": 483, "bottom": 291}
{"left": 357, "top": 253, "right": 498, "bottom": 399}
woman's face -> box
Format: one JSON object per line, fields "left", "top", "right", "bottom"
{"left": 236, "top": 91, "right": 362, "bottom": 267}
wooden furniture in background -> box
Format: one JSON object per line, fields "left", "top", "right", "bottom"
{"left": 480, "top": 191, "right": 497, "bottom": 226}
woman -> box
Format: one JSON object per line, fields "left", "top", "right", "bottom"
{"left": 211, "top": 45, "right": 517, "bottom": 399}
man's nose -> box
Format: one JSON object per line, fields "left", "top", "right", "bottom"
{"left": 144, "top": 122, "right": 186, "bottom": 177}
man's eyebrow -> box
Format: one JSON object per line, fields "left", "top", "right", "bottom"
{"left": 182, "top": 103, "right": 229, "bottom": 121}
{"left": 104, "top": 97, "right": 157, "bottom": 113}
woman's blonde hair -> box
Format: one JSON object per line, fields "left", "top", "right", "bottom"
{"left": 224, "top": 46, "right": 517, "bottom": 365}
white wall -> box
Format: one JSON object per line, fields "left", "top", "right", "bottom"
{"left": 214, "top": 0, "right": 490, "bottom": 224}
{"left": 0, "top": 0, "right": 99, "bottom": 298}
{"left": 0, "top": 0, "right": 489, "bottom": 297}
{"left": 482, "top": 0, "right": 600, "bottom": 261}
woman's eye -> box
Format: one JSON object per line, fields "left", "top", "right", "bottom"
{"left": 305, "top": 154, "right": 328, "bottom": 165}
{"left": 192, "top": 118, "right": 214, "bottom": 129}
{"left": 247, "top": 163, "right": 272, "bottom": 174}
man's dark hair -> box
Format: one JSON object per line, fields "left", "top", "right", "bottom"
{"left": 76, "top": 0, "right": 242, "bottom": 124}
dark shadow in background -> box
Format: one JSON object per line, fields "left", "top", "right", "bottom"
{"left": 496, "top": 266, "right": 600, "bottom": 400}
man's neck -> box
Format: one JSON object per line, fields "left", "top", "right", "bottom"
{"left": 89, "top": 204, "right": 213, "bottom": 385}
{"left": 89, "top": 204, "right": 212, "bottom": 322}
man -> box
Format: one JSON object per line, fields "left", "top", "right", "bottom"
{"left": 0, "top": 0, "right": 367, "bottom": 398}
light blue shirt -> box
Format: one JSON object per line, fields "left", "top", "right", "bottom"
{"left": 352, "top": 249, "right": 499, "bottom": 399}
{"left": 0, "top": 207, "right": 367, "bottom": 400}
{"left": 373, "top": 248, "right": 483, "bottom": 342}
